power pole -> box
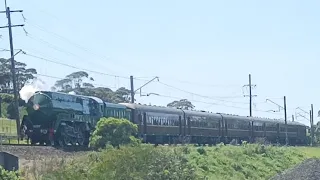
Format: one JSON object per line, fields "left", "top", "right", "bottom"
{"left": 129, "top": 76, "right": 159, "bottom": 103}
{"left": 310, "top": 104, "right": 314, "bottom": 146}
{"left": 284, "top": 96, "right": 288, "bottom": 145}
{"left": 130, "top": 76, "right": 134, "bottom": 103}
{"left": 249, "top": 74, "right": 252, "bottom": 117}
{"left": 243, "top": 74, "right": 257, "bottom": 116}
{"left": 0, "top": 97, "right": 2, "bottom": 116}
{"left": 0, "top": 5, "right": 24, "bottom": 142}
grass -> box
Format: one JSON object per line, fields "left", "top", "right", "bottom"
{"left": 15, "top": 143, "right": 317, "bottom": 180}
{"left": 294, "top": 146, "right": 320, "bottom": 158}
{"left": 0, "top": 118, "right": 28, "bottom": 144}
{"left": 0, "top": 118, "right": 17, "bottom": 136}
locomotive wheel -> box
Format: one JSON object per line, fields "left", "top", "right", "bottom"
{"left": 58, "top": 127, "right": 70, "bottom": 147}
{"left": 58, "top": 135, "right": 69, "bottom": 147}
{"left": 77, "top": 131, "right": 85, "bottom": 146}
{"left": 30, "top": 139, "right": 37, "bottom": 145}
{"left": 75, "top": 126, "right": 85, "bottom": 146}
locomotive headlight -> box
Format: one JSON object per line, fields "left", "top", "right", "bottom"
{"left": 33, "top": 104, "right": 40, "bottom": 110}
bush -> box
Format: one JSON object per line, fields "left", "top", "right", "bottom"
{"left": 187, "top": 143, "right": 305, "bottom": 179}
{"left": 43, "top": 145, "right": 200, "bottom": 180}
{"left": 89, "top": 117, "right": 140, "bottom": 149}
{"left": 1, "top": 102, "right": 8, "bottom": 118}
{"left": 0, "top": 93, "right": 14, "bottom": 103}
{"left": 0, "top": 166, "right": 21, "bottom": 180}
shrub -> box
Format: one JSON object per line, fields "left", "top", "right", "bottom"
{"left": 43, "top": 145, "right": 200, "bottom": 180}
{"left": 0, "top": 166, "right": 20, "bottom": 180}
{"left": 0, "top": 93, "right": 14, "bottom": 103}
{"left": 89, "top": 117, "right": 140, "bottom": 149}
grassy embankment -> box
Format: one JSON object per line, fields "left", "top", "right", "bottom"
{"left": 0, "top": 118, "right": 17, "bottom": 137}
{"left": 18, "top": 143, "right": 320, "bottom": 180}
{"left": 0, "top": 118, "right": 26, "bottom": 144}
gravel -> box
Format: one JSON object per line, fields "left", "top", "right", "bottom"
{"left": 271, "top": 158, "right": 320, "bottom": 180}
{"left": 0, "top": 145, "right": 90, "bottom": 160}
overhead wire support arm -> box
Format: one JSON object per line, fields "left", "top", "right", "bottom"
{"left": 0, "top": 24, "right": 24, "bottom": 29}
{"left": 134, "top": 76, "right": 159, "bottom": 94}
{"left": 130, "top": 76, "right": 159, "bottom": 103}
{"left": 296, "top": 107, "right": 309, "bottom": 115}
{"left": 266, "top": 99, "right": 284, "bottom": 111}
{"left": 0, "top": 10, "right": 23, "bottom": 13}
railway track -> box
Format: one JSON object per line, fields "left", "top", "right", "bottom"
{"left": 0, "top": 143, "right": 94, "bottom": 153}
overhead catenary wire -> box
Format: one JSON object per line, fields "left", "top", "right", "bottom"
{"left": 21, "top": 17, "right": 246, "bottom": 90}
{"left": 18, "top": 16, "right": 248, "bottom": 90}
{"left": 22, "top": 52, "right": 149, "bottom": 81}
{"left": 35, "top": 73, "right": 116, "bottom": 89}
{"left": 21, "top": 17, "right": 128, "bottom": 75}
{"left": 35, "top": 73, "right": 277, "bottom": 114}
{"left": 140, "top": 93, "right": 283, "bottom": 114}
{"left": 157, "top": 81, "right": 249, "bottom": 104}
{"left": 18, "top": 26, "right": 124, "bottom": 76}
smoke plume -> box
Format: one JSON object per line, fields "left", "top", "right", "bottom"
{"left": 19, "top": 78, "right": 48, "bottom": 103}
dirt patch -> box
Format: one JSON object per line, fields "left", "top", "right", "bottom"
{"left": 0, "top": 145, "right": 90, "bottom": 168}
{"left": 271, "top": 158, "right": 320, "bottom": 180}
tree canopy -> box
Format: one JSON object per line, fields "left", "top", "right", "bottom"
{"left": 52, "top": 71, "right": 131, "bottom": 103}
{"left": 0, "top": 58, "right": 37, "bottom": 93}
{"left": 167, "top": 99, "right": 195, "bottom": 110}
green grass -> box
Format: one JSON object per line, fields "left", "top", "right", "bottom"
{"left": 294, "top": 146, "right": 320, "bottom": 158}
{"left": 0, "top": 118, "right": 17, "bottom": 136}
{"left": 20, "top": 143, "right": 310, "bottom": 180}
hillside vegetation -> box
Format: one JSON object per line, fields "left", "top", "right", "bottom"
{"left": 16, "top": 144, "right": 311, "bottom": 180}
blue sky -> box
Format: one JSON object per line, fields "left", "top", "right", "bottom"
{"left": 0, "top": 0, "right": 319, "bottom": 126}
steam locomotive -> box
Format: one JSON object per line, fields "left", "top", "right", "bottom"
{"left": 21, "top": 91, "right": 308, "bottom": 146}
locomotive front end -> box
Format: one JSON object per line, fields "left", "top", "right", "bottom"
{"left": 23, "top": 91, "right": 54, "bottom": 145}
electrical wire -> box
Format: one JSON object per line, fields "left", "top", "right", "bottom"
{"left": 23, "top": 52, "right": 133, "bottom": 80}
{"left": 145, "top": 93, "right": 282, "bottom": 114}
{"left": 35, "top": 74, "right": 280, "bottom": 114}
{"left": 35, "top": 73, "right": 115, "bottom": 89}
{"left": 158, "top": 81, "right": 249, "bottom": 104}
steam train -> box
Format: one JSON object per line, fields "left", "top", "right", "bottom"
{"left": 20, "top": 91, "right": 308, "bottom": 146}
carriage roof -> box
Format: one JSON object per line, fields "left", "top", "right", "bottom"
{"left": 119, "top": 103, "right": 183, "bottom": 114}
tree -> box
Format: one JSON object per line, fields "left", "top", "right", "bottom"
{"left": 53, "top": 71, "right": 131, "bottom": 103}
{"left": 90, "top": 117, "right": 139, "bottom": 149}
{"left": 54, "top": 71, "right": 94, "bottom": 91}
{"left": 54, "top": 78, "right": 73, "bottom": 92}
{"left": 167, "top": 99, "right": 195, "bottom": 110}
{"left": 0, "top": 58, "right": 37, "bottom": 93}
{"left": 83, "top": 82, "right": 94, "bottom": 88}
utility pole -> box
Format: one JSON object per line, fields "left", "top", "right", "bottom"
{"left": 292, "top": 115, "right": 294, "bottom": 122}
{"left": 0, "top": 97, "right": 2, "bottom": 116}
{"left": 129, "top": 76, "right": 159, "bottom": 103}
{"left": 249, "top": 74, "right": 252, "bottom": 117}
{"left": 243, "top": 74, "right": 257, "bottom": 117}
{"left": 310, "top": 104, "right": 314, "bottom": 146}
{"left": 284, "top": 96, "right": 288, "bottom": 145}
{"left": 0, "top": 5, "right": 24, "bottom": 142}
{"left": 130, "top": 76, "right": 134, "bottom": 103}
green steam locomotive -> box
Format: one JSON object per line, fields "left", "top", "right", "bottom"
{"left": 22, "top": 91, "right": 130, "bottom": 146}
